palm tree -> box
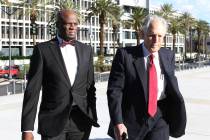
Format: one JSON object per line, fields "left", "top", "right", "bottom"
{"left": 111, "top": 7, "right": 122, "bottom": 55}
{"left": 0, "top": 0, "right": 24, "bottom": 78}
{"left": 0, "top": 0, "right": 11, "bottom": 4}
{"left": 179, "top": 12, "right": 194, "bottom": 60}
{"left": 156, "top": 3, "right": 175, "bottom": 47}
{"left": 23, "top": 0, "right": 50, "bottom": 45}
{"left": 203, "top": 24, "right": 210, "bottom": 58}
{"left": 88, "top": 0, "right": 120, "bottom": 57}
{"left": 158, "top": 3, "right": 175, "bottom": 19}
{"left": 128, "top": 7, "right": 148, "bottom": 45}
{"left": 168, "top": 17, "right": 181, "bottom": 52}
{"left": 47, "top": 0, "right": 79, "bottom": 28}
{"left": 198, "top": 21, "right": 209, "bottom": 58}
{"left": 0, "top": 0, "right": 25, "bottom": 37}
{"left": 1, "top": 0, "right": 51, "bottom": 46}
{"left": 56, "top": 0, "right": 76, "bottom": 9}
{"left": 195, "top": 20, "right": 207, "bottom": 55}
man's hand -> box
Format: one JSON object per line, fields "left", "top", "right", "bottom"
{"left": 22, "top": 132, "right": 34, "bottom": 140}
{"left": 114, "top": 123, "right": 127, "bottom": 140}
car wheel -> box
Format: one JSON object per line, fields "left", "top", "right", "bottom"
{"left": 4, "top": 74, "right": 9, "bottom": 78}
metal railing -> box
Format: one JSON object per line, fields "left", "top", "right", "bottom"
{"left": 0, "top": 60, "right": 210, "bottom": 96}
{"left": 175, "top": 60, "right": 210, "bottom": 71}
{"left": 0, "top": 80, "right": 26, "bottom": 96}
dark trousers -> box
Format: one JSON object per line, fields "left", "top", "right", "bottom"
{"left": 41, "top": 106, "right": 92, "bottom": 140}
{"left": 144, "top": 118, "right": 169, "bottom": 140}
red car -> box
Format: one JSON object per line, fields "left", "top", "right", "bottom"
{"left": 0, "top": 65, "right": 20, "bottom": 78}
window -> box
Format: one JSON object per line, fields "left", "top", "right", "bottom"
{"left": 175, "top": 48, "right": 178, "bottom": 53}
{"left": 1, "top": 6, "right": 6, "bottom": 18}
{"left": 124, "top": 6, "right": 130, "bottom": 13}
{"left": 41, "top": 25, "right": 45, "bottom": 39}
{"left": 19, "top": 27, "right": 23, "bottom": 38}
{"left": 132, "top": 32, "right": 136, "bottom": 39}
{"left": 13, "top": 27, "right": 17, "bottom": 38}
{"left": 1, "top": 26, "right": 5, "bottom": 38}
{"left": 40, "top": 10, "right": 45, "bottom": 22}
{"left": 6, "top": 26, "right": 9, "bottom": 38}
{"left": 179, "top": 47, "right": 183, "bottom": 53}
{"left": 124, "top": 31, "right": 130, "bottom": 39}
{"left": 25, "top": 28, "right": 29, "bottom": 39}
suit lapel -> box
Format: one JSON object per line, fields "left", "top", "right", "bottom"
{"left": 49, "top": 38, "right": 71, "bottom": 87}
{"left": 158, "top": 48, "right": 169, "bottom": 74}
{"left": 133, "top": 45, "right": 148, "bottom": 101}
{"left": 71, "top": 41, "right": 82, "bottom": 88}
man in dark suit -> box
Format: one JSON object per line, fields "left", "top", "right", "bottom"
{"left": 107, "top": 15, "right": 186, "bottom": 140}
{"left": 21, "top": 9, "right": 99, "bottom": 140}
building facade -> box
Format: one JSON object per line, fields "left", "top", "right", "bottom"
{"left": 0, "top": 0, "right": 149, "bottom": 56}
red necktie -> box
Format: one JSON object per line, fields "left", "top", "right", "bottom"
{"left": 60, "top": 40, "right": 75, "bottom": 47}
{"left": 148, "top": 54, "right": 158, "bottom": 117}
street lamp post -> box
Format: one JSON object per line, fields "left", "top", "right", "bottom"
{"left": 189, "top": 26, "right": 192, "bottom": 59}
{"left": 89, "top": 16, "right": 95, "bottom": 53}
{"left": 1, "top": 2, "right": 20, "bottom": 79}
{"left": 8, "top": 13, "right": 12, "bottom": 79}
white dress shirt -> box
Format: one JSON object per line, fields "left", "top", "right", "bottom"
{"left": 57, "top": 36, "right": 78, "bottom": 85}
{"left": 142, "top": 43, "right": 166, "bottom": 100}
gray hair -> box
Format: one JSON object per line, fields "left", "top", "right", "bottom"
{"left": 142, "top": 15, "right": 168, "bottom": 35}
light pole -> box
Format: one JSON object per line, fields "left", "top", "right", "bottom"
{"left": 89, "top": 19, "right": 95, "bottom": 54}
{"left": 1, "top": 1, "right": 21, "bottom": 79}
{"left": 8, "top": 13, "right": 12, "bottom": 79}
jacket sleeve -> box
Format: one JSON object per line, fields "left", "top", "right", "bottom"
{"left": 87, "top": 48, "right": 97, "bottom": 121}
{"left": 166, "top": 51, "right": 187, "bottom": 137}
{"left": 21, "top": 46, "right": 43, "bottom": 131}
{"left": 107, "top": 48, "right": 125, "bottom": 125}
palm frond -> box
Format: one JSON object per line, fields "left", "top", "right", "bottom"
{"left": 48, "top": 0, "right": 82, "bottom": 25}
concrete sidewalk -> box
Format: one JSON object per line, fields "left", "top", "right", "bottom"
{"left": 0, "top": 67, "right": 210, "bottom": 140}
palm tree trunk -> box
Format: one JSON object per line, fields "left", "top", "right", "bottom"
{"left": 189, "top": 27, "right": 192, "bottom": 59}
{"left": 30, "top": 12, "right": 37, "bottom": 46}
{"left": 184, "top": 34, "right": 187, "bottom": 60}
{"left": 197, "top": 32, "right": 201, "bottom": 55}
{"left": 205, "top": 36, "right": 207, "bottom": 59}
{"left": 172, "top": 34, "right": 176, "bottom": 53}
{"left": 32, "top": 35, "right": 36, "bottom": 46}
{"left": 99, "top": 23, "right": 104, "bottom": 56}
{"left": 112, "top": 32, "right": 116, "bottom": 55}
{"left": 137, "top": 32, "right": 140, "bottom": 46}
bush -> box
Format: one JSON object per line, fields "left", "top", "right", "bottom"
{"left": 94, "top": 63, "right": 111, "bottom": 72}
{"left": 0, "top": 56, "right": 31, "bottom": 60}
{"left": 17, "top": 64, "right": 30, "bottom": 79}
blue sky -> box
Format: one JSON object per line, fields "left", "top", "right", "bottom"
{"left": 150, "top": 0, "right": 210, "bottom": 23}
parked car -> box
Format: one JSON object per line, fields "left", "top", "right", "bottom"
{"left": 0, "top": 65, "right": 20, "bottom": 78}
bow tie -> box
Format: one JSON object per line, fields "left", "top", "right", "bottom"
{"left": 60, "top": 40, "right": 75, "bottom": 47}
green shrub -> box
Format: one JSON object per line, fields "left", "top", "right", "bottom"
{"left": 17, "top": 64, "right": 30, "bottom": 79}
{"left": 0, "top": 56, "right": 31, "bottom": 60}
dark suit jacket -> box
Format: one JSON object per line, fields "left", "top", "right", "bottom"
{"left": 21, "top": 38, "right": 99, "bottom": 137}
{"left": 107, "top": 44, "right": 186, "bottom": 139}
